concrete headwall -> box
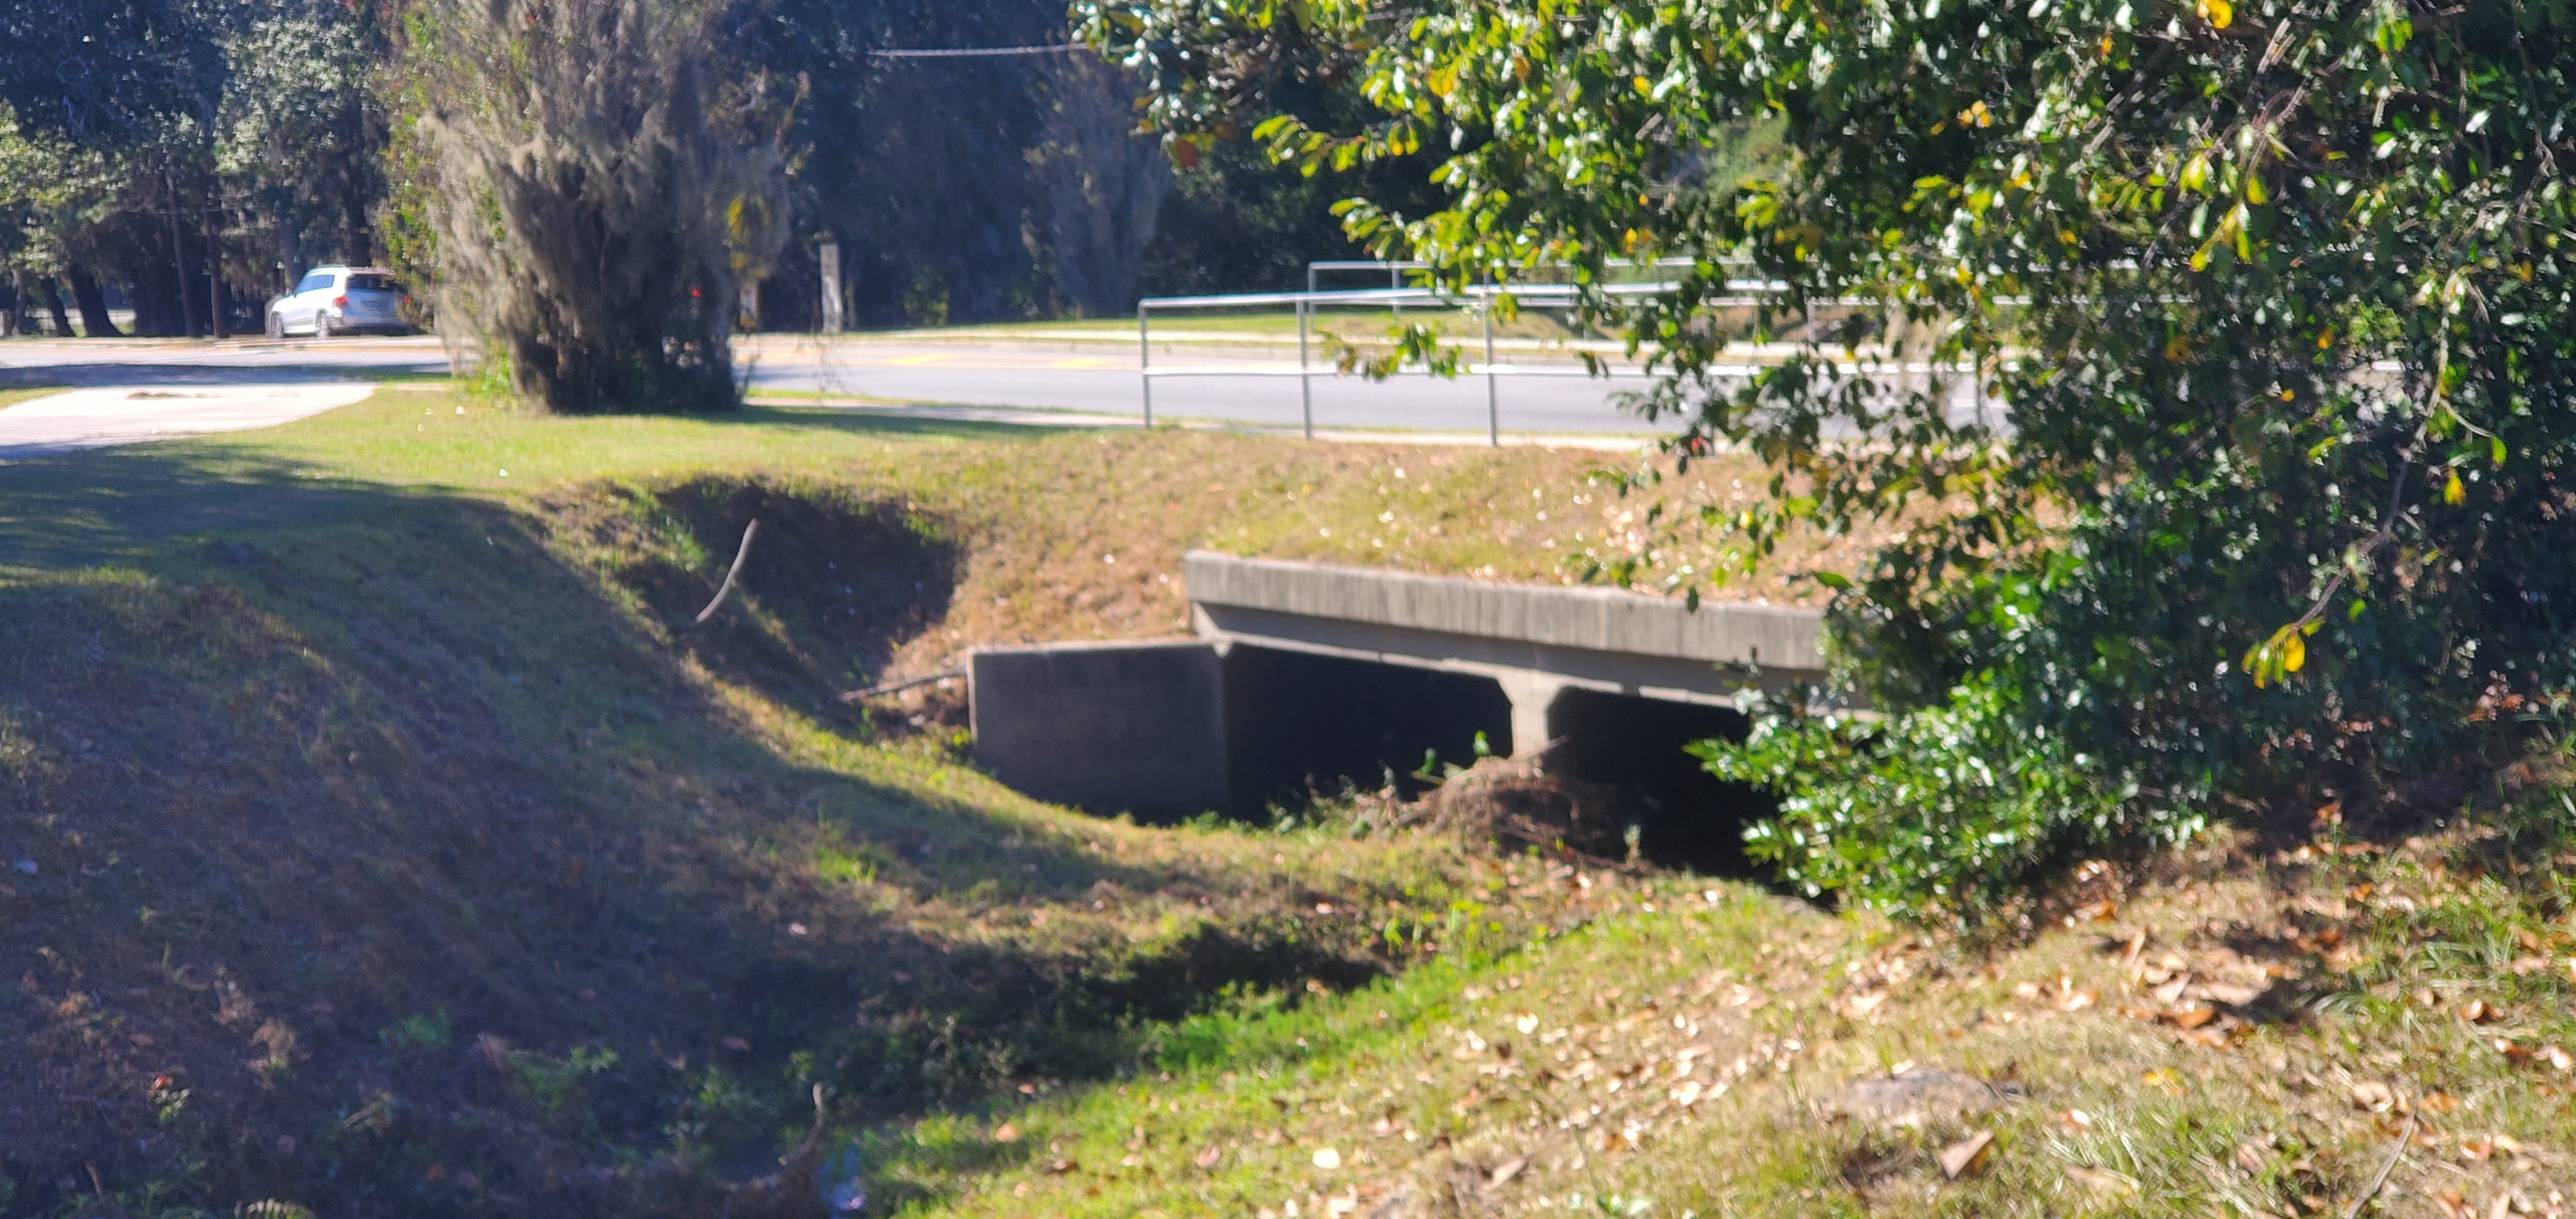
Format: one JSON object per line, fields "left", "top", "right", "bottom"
{"left": 968, "top": 640, "right": 1227, "bottom": 820}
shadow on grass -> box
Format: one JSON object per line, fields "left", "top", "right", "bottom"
{"left": 0, "top": 447, "right": 387, "bottom": 569}
{"left": 0, "top": 438, "right": 1374, "bottom": 1218}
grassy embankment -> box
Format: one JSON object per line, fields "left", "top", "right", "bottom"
{"left": 6, "top": 382, "right": 2576, "bottom": 1216}
{"left": 0, "top": 382, "right": 1820, "bottom": 1216}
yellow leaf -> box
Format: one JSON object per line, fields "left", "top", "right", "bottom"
{"left": 2198, "top": 0, "right": 2232, "bottom": 27}
{"left": 2281, "top": 633, "right": 2305, "bottom": 674}
{"left": 2245, "top": 174, "right": 2269, "bottom": 204}
{"left": 2180, "top": 155, "right": 2209, "bottom": 193}
{"left": 2445, "top": 470, "right": 2467, "bottom": 505}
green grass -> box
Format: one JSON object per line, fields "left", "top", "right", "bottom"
{"left": 0, "top": 381, "right": 1775, "bottom": 1216}
{"left": 0, "top": 380, "right": 67, "bottom": 411}
{"left": 0, "top": 385, "right": 1505, "bottom": 1215}
{"left": 16, "top": 382, "right": 2565, "bottom": 1216}
{"left": 858, "top": 831, "right": 2576, "bottom": 1217}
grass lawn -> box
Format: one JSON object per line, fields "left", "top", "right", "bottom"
{"left": 882, "top": 829, "right": 2576, "bottom": 1217}
{"left": 3, "top": 381, "right": 2572, "bottom": 1218}
{"left": 0, "top": 379, "right": 67, "bottom": 411}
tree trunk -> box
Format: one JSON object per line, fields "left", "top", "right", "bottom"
{"left": 38, "top": 279, "right": 72, "bottom": 337}
{"left": 344, "top": 188, "right": 372, "bottom": 266}
{"left": 125, "top": 263, "right": 178, "bottom": 337}
{"left": 1035, "top": 59, "right": 1171, "bottom": 319}
{"left": 66, "top": 268, "right": 123, "bottom": 337}
{"left": 164, "top": 174, "right": 199, "bottom": 337}
{"left": 205, "top": 205, "right": 226, "bottom": 341}
{"left": 277, "top": 213, "right": 302, "bottom": 294}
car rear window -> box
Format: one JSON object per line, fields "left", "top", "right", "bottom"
{"left": 347, "top": 275, "right": 402, "bottom": 292}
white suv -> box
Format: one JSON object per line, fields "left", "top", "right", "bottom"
{"left": 265, "top": 266, "right": 413, "bottom": 339}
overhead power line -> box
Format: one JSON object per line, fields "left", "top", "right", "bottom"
{"left": 867, "top": 44, "right": 1084, "bottom": 59}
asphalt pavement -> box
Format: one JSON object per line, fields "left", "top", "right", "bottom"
{"left": 736, "top": 334, "right": 1671, "bottom": 435}
{"left": 0, "top": 333, "right": 1671, "bottom": 447}
{"left": 0, "top": 331, "right": 1995, "bottom": 458}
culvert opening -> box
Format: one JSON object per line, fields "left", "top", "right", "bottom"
{"left": 1222, "top": 645, "right": 1514, "bottom": 815}
{"left": 1542, "top": 688, "right": 1775, "bottom": 877}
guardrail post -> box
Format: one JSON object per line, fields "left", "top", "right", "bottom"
{"left": 1483, "top": 293, "right": 1499, "bottom": 448}
{"left": 1138, "top": 302, "right": 1152, "bottom": 427}
{"left": 1298, "top": 296, "right": 1314, "bottom": 440}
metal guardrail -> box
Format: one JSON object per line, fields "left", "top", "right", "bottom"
{"left": 1134, "top": 282, "right": 1807, "bottom": 445}
{"left": 1130, "top": 257, "right": 2249, "bottom": 443}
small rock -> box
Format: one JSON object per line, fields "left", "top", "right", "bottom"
{"left": 1938, "top": 1130, "right": 1996, "bottom": 1179}
{"left": 1830, "top": 1066, "right": 2004, "bottom": 1130}
{"left": 13, "top": 860, "right": 33, "bottom": 875}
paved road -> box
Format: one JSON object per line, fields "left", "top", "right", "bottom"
{"left": 737, "top": 336, "right": 1671, "bottom": 434}
{"left": 0, "top": 335, "right": 1676, "bottom": 442}
{"left": 0, "top": 334, "right": 1996, "bottom": 456}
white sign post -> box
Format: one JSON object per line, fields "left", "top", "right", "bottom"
{"left": 818, "top": 240, "right": 843, "bottom": 335}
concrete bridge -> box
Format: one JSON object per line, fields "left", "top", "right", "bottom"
{"left": 968, "top": 553, "right": 1825, "bottom": 857}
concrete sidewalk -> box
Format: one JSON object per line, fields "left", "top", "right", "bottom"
{"left": 0, "top": 378, "right": 378, "bottom": 459}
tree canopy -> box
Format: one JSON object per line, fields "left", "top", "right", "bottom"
{"left": 1085, "top": 0, "right": 2576, "bottom": 921}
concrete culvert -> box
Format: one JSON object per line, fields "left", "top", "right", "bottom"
{"left": 1540, "top": 688, "right": 1775, "bottom": 876}
{"left": 1222, "top": 645, "right": 1515, "bottom": 815}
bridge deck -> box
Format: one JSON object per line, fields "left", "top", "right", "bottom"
{"left": 1183, "top": 551, "right": 1825, "bottom": 702}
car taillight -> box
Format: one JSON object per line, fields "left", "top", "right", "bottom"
{"left": 332, "top": 295, "right": 348, "bottom": 307}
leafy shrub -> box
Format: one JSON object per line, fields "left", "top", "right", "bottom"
{"left": 1703, "top": 678, "right": 2186, "bottom": 928}
{"left": 1091, "top": 0, "right": 2576, "bottom": 922}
